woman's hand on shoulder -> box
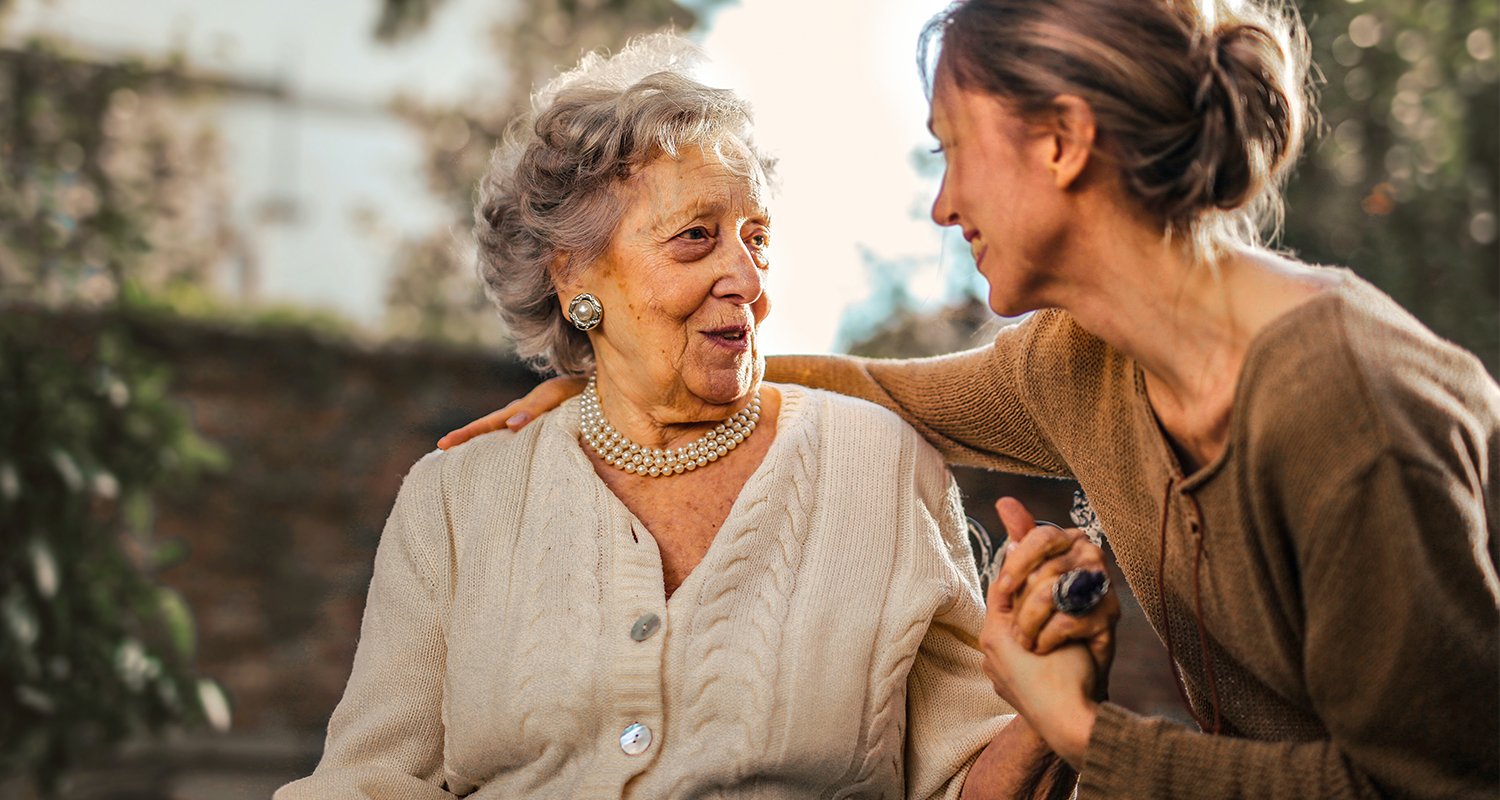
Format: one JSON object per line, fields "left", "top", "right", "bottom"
{"left": 436, "top": 376, "right": 586, "bottom": 450}
{"left": 991, "top": 497, "right": 1120, "bottom": 681}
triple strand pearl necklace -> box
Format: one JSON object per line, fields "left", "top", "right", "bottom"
{"left": 579, "top": 375, "right": 761, "bottom": 477}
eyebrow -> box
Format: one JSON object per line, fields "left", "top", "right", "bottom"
{"left": 651, "top": 199, "right": 718, "bottom": 231}
{"left": 651, "top": 198, "right": 772, "bottom": 231}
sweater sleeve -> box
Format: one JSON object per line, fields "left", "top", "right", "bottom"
{"left": 275, "top": 453, "right": 459, "bottom": 800}
{"left": 903, "top": 438, "right": 1026, "bottom": 800}
{"left": 766, "top": 318, "right": 1069, "bottom": 477}
{"left": 1080, "top": 452, "right": 1500, "bottom": 799}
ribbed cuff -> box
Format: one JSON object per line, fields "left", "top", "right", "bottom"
{"left": 1077, "top": 701, "right": 1142, "bottom": 799}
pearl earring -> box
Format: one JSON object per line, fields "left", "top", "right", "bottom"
{"left": 567, "top": 293, "right": 603, "bottom": 331}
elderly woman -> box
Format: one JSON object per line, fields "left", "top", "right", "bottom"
{"left": 276, "top": 36, "right": 1064, "bottom": 799}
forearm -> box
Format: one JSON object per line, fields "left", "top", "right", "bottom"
{"left": 1080, "top": 703, "right": 1383, "bottom": 800}
{"left": 962, "top": 716, "right": 1076, "bottom": 800}
{"left": 766, "top": 353, "right": 892, "bottom": 405}
{"left": 766, "top": 349, "right": 1068, "bottom": 476}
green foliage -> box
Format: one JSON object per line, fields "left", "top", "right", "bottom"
{"left": 0, "top": 31, "right": 231, "bottom": 797}
{"left": 1285, "top": 0, "right": 1498, "bottom": 371}
{"left": 119, "top": 279, "right": 362, "bottom": 342}
{"left": 0, "top": 316, "right": 228, "bottom": 797}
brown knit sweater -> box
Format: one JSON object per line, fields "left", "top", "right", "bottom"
{"left": 768, "top": 270, "right": 1500, "bottom": 799}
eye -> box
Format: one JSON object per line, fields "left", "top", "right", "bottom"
{"left": 677, "top": 226, "right": 711, "bottom": 241}
{"left": 744, "top": 228, "right": 771, "bottom": 268}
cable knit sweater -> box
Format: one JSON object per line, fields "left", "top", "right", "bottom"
{"left": 768, "top": 270, "right": 1500, "bottom": 799}
{"left": 275, "top": 385, "right": 1015, "bottom": 799}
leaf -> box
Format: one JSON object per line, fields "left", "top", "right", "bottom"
{"left": 155, "top": 588, "right": 195, "bottom": 660}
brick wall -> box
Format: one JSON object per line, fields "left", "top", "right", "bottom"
{"left": 115, "top": 316, "right": 538, "bottom": 736}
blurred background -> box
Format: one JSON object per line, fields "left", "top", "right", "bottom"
{"left": 0, "top": 0, "right": 1493, "bottom": 796}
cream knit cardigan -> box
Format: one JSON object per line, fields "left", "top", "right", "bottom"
{"left": 276, "top": 386, "right": 1015, "bottom": 799}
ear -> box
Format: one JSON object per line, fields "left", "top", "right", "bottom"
{"left": 1048, "top": 95, "right": 1097, "bottom": 190}
{"left": 549, "top": 252, "right": 581, "bottom": 298}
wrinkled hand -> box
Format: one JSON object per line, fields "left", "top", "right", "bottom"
{"left": 436, "top": 376, "right": 585, "bottom": 450}
{"left": 992, "top": 497, "right": 1119, "bottom": 682}
{"left": 981, "top": 570, "right": 1099, "bottom": 769}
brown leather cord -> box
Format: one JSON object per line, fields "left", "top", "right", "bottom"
{"left": 1184, "top": 490, "right": 1224, "bottom": 734}
{"left": 1156, "top": 477, "right": 1224, "bottom": 735}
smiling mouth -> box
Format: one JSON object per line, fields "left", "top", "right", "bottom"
{"left": 703, "top": 325, "right": 752, "bottom": 349}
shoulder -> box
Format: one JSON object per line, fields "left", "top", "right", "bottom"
{"left": 788, "top": 384, "right": 961, "bottom": 509}
{"left": 385, "top": 404, "right": 583, "bottom": 578}
{"left": 401, "top": 403, "right": 567, "bottom": 506}
{"left": 1332, "top": 277, "right": 1497, "bottom": 416}
{"left": 396, "top": 446, "right": 447, "bottom": 500}
{"left": 777, "top": 387, "right": 974, "bottom": 595}
{"left": 1016, "top": 307, "right": 1117, "bottom": 362}
{"left": 795, "top": 384, "right": 923, "bottom": 434}
{"left": 1241, "top": 272, "right": 1499, "bottom": 480}
{"left": 1005, "top": 309, "right": 1136, "bottom": 431}
{"left": 791, "top": 385, "right": 942, "bottom": 464}
{"left": 450, "top": 399, "right": 571, "bottom": 466}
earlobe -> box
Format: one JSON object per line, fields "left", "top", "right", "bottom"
{"left": 550, "top": 253, "right": 606, "bottom": 331}
{"left": 1050, "top": 95, "right": 1097, "bottom": 190}
{"left": 566, "top": 293, "right": 603, "bottom": 331}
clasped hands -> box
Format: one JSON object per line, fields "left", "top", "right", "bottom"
{"left": 979, "top": 497, "right": 1120, "bottom": 769}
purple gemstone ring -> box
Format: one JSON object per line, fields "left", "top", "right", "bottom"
{"left": 1053, "top": 568, "right": 1110, "bottom": 617}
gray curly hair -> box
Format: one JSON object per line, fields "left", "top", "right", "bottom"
{"left": 475, "top": 34, "right": 776, "bottom": 377}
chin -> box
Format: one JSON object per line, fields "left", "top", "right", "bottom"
{"left": 985, "top": 291, "right": 1029, "bottom": 318}
{"left": 984, "top": 276, "right": 1046, "bottom": 318}
{"left": 688, "top": 353, "right": 763, "bottom": 407}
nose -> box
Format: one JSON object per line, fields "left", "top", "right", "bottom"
{"left": 931, "top": 173, "right": 959, "bottom": 228}
{"left": 713, "top": 239, "right": 765, "bottom": 305}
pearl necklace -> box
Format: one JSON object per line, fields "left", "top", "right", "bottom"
{"left": 579, "top": 376, "right": 761, "bottom": 477}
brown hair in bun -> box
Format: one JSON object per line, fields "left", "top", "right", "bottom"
{"left": 922, "top": 0, "right": 1315, "bottom": 259}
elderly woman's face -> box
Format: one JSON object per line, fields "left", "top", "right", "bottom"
{"left": 575, "top": 145, "right": 771, "bottom": 409}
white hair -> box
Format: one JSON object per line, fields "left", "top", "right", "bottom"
{"left": 474, "top": 33, "right": 776, "bottom": 376}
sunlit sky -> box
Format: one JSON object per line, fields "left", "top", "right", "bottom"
{"left": 4, "top": 0, "right": 975, "bottom": 354}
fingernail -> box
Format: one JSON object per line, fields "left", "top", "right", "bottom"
{"left": 507, "top": 412, "right": 532, "bottom": 430}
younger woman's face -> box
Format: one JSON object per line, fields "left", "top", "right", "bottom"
{"left": 928, "top": 67, "right": 1073, "bottom": 316}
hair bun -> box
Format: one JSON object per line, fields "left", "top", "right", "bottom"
{"left": 1178, "top": 21, "right": 1303, "bottom": 215}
